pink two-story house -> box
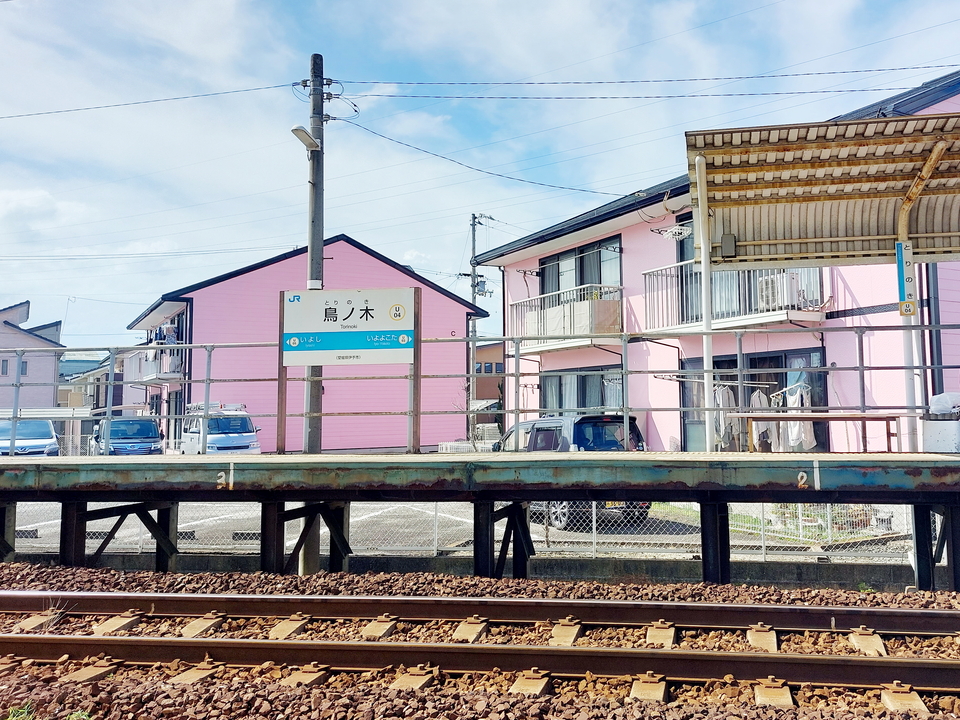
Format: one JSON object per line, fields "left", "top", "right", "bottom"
{"left": 476, "top": 71, "right": 960, "bottom": 453}
{"left": 0, "top": 301, "right": 63, "bottom": 411}
{"left": 127, "top": 234, "right": 487, "bottom": 452}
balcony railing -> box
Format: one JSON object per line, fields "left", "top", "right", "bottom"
{"left": 141, "top": 345, "right": 186, "bottom": 382}
{"left": 643, "top": 261, "right": 824, "bottom": 331}
{"left": 510, "top": 284, "right": 622, "bottom": 352}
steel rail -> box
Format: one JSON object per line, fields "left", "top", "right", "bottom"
{"left": 3, "top": 591, "right": 959, "bottom": 634}
{"left": 3, "top": 634, "right": 959, "bottom": 691}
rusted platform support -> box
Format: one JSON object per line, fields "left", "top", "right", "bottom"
{"left": 0, "top": 503, "right": 14, "bottom": 562}
{"left": 700, "top": 502, "right": 730, "bottom": 584}
{"left": 59, "top": 501, "right": 87, "bottom": 567}
{"left": 154, "top": 503, "right": 179, "bottom": 572}
{"left": 318, "top": 502, "right": 350, "bottom": 573}
{"left": 260, "top": 501, "right": 284, "bottom": 573}
{"left": 81, "top": 502, "right": 178, "bottom": 572}
{"left": 944, "top": 505, "right": 960, "bottom": 591}
{"left": 912, "top": 504, "right": 935, "bottom": 591}
{"left": 474, "top": 501, "right": 495, "bottom": 577}
{"left": 493, "top": 502, "right": 534, "bottom": 579}
{"left": 260, "top": 501, "right": 352, "bottom": 575}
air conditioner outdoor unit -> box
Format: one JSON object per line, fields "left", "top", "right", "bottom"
{"left": 757, "top": 273, "right": 800, "bottom": 312}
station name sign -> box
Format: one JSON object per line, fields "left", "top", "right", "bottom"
{"left": 282, "top": 288, "right": 416, "bottom": 366}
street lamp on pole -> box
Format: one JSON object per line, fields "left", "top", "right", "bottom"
{"left": 292, "top": 54, "right": 326, "bottom": 457}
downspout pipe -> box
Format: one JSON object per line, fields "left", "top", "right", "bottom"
{"left": 694, "top": 154, "right": 714, "bottom": 452}
{"left": 899, "top": 139, "right": 948, "bottom": 452}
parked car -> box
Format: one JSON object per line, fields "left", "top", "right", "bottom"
{"left": 0, "top": 419, "right": 59, "bottom": 456}
{"left": 89, "top": 417, "right": 164, "bottom": 456}
{"left": 180, "top": 403, "right": 261, "bottom": 455}
{"left": 492, "top": 414, "right": 648, "bottom": 530}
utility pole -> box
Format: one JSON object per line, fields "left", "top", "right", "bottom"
{"left": 462, "top": 213, "right": 493, "bottom": 447}
{"left": 290, "top": 53, "right": 327, "bottom": 575}
{"left": 304, "top": 53, "right": 325, "bottom": 455}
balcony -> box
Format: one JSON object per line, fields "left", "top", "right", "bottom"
{"left": 643, "top": 261, "right": 825, "bottom": 333}
{"left": 141, "top": 346, "right": 186, "bottom": 383}
{"left": 510, "top": 284, "right": 622, "bottom": 354}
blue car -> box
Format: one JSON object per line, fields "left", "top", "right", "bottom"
{"left": 89, "top": 418, "right": 164, "bottom": 455}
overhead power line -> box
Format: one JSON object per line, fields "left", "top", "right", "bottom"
{"left": 2, "top": 244, "right": 300, "bottom": 262}
{"left": 0, "top": 84, "right": 296, "bottom": 121}
{"left": 340, "top": 119, "right": 623, "bottom": 197}
{"left": 350, "top": 87, "right": 915, "bottom": 101}
{"left": 340, "top": 64, "right": 960, "bottom": 86}
{"left": 1, "top": 62, "right": 952, "bottom": 123}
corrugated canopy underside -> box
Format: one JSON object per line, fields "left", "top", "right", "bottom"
{"left": 686, "top": 112, "right": 960, "bottom": 267}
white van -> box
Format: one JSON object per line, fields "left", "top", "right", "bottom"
{"left": 180, "top": 403, "right": 261, "bottom": 455}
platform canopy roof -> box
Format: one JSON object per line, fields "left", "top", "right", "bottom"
{"left": 686, "top": 112, "right": 960, "bottom": 267}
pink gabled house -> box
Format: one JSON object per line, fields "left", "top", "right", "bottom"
{"left": 476, "top": 71, "right": 960, "bottom": 454}
{"left": 0, "top": 301, "right": 63, "bottom": 410}
{"left": 127, "top": 234, "right": 487, "bottom": 452}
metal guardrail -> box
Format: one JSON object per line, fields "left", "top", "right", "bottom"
{"left": 1, "top": 322, "right": 960, "bottom": 454}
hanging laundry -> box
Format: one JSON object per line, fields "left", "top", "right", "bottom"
{"left": 749, "top": 389, "right": 780, "bottom": 452}
{"left": 782, "top": 385, "right": 816, "bottom": 451}
{"left": 714, "top": 385, "right": 739, "bottom": 448}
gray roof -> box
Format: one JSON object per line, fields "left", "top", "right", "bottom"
{"left": 831, "top": 70, "right": 960, "bottom": 121}
{"left": 476, "top": 70, "right": 960, "bottom": 266}
{"left": 473, "top": 175, "right": 689, "bottom": 265}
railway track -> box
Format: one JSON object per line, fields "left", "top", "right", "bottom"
{"left": 2, "top": 589, "right": 960, "bottom": 714}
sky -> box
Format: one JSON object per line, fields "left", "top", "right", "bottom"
{"left": 2, "top": 0, "right": 960, "bottom": 348}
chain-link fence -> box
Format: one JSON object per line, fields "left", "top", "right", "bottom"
{"left": 12, "top": 500, "right": 920, "bottom": 564}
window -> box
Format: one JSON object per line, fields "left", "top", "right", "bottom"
{"left": 474, "top": 362, "right": 482, "bottom": 374}
{"left": 680, "top": 348, "right": 827, "bottom": 452}
{"left": 539, "top": 235, "right": 621, "bottom": 295}
{"left": 530, "top": 426, "right": 562, "bottom": 451}
{"left": 495, "top": 363, "right": 504, "bottom": 374}
{"left": 541, "top": 365, "right": 624, "bottom": 414}
{"left": 19, "top": 361, "right": 27, "bottom": 376}
{"left": 499, "top": 424, "right": 532, "bottom": 451}
{"left": 484, "top": 362, "right": 493, "bottom": 373}
{"left": 0, "top": 360, "right": 6, "bottom": 376}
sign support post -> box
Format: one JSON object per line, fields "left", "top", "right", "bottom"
{"left": 276, "top": 292, "right": 288, "bottom": 455}
{"left": 408, "top": 287, "right": 422, "bottom": 453}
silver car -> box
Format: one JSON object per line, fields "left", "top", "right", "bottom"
{"left": 493, "top": 414, "right": 648, "bottom": 530}
{"left": 0, "top": 419, "right": 59, "bottom": 456}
